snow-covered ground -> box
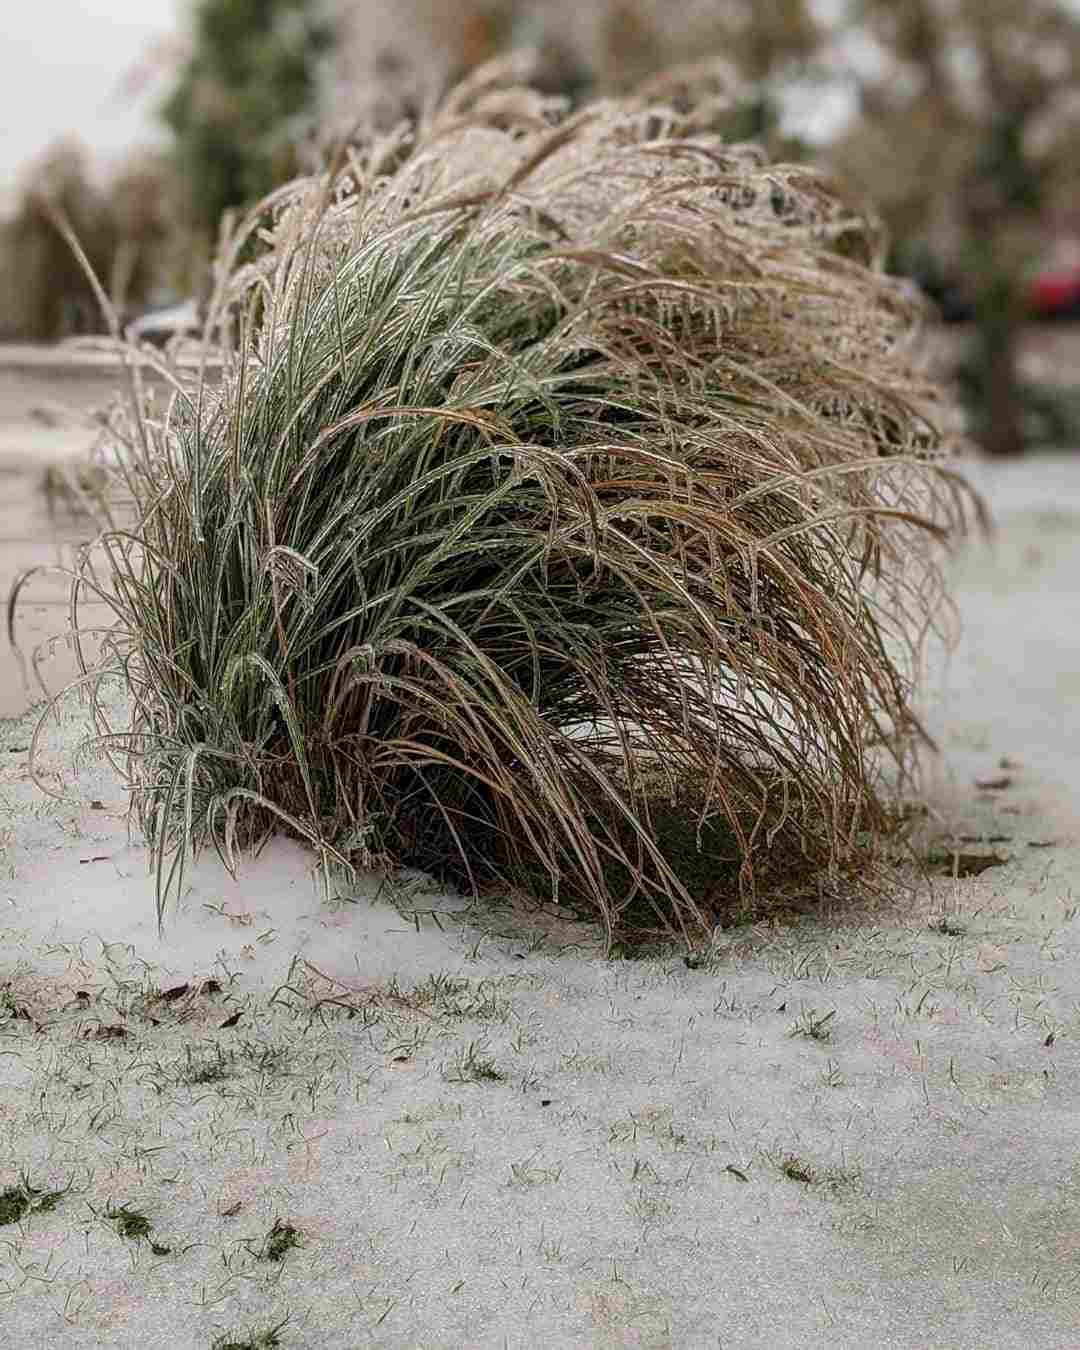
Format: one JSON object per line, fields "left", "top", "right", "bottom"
{"left": 2, "top": 361, "right": 1080, "bottom": 1345}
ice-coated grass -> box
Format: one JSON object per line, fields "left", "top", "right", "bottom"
{"left": 17, "top": 67, "right": 980, "bottom": 955}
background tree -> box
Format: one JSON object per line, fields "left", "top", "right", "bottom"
{"left": 828, "top": 0, "right": 1080, "bottom": 454}
{"left": 161, "top": 0, "right": 334, "bottom": 279}
{"left": 325, "top": 0, "right": 821, "bottom": 136}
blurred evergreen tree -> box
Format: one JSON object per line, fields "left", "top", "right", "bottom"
{"left": 161, "top": 0, "right": 335, "bottom": 273}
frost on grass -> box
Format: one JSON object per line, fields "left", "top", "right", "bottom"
{"left": 45, "top": 64, "right": 982, "bottom": 953}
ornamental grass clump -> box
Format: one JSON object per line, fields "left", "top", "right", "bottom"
{"left": 55, "top": 71, "right": 982, "bottom": 952}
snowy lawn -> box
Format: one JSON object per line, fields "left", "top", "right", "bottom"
{"left": 0, "top": 453, "right": 1079, "bottom": 1348}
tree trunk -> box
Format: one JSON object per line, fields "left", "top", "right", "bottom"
{"left": 972, "top": 273, "right": 1026, "bottom": 457}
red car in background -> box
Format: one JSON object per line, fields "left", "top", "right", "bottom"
{"left": 1028, "top": 267, "right": 1080, "bottom": 318}
{"left": 909, "top": 257, "right": 1080, "bottom": 322}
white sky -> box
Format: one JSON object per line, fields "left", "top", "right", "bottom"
{"left": 0, "top": 0, "right": 181, "bottom": 202}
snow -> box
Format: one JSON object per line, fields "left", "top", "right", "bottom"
{"left": 1, "top": 451, "right": 1079, "bottom": 1347}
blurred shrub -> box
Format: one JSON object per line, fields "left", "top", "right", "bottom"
{"left": 107, "top": 149, "right": 177, "bottom": 319}
{"left": 0, "top": 141, "right": 176, "bottom": 342}
{"left": 0, "top": 142, "right": 115, "bottom": 341}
